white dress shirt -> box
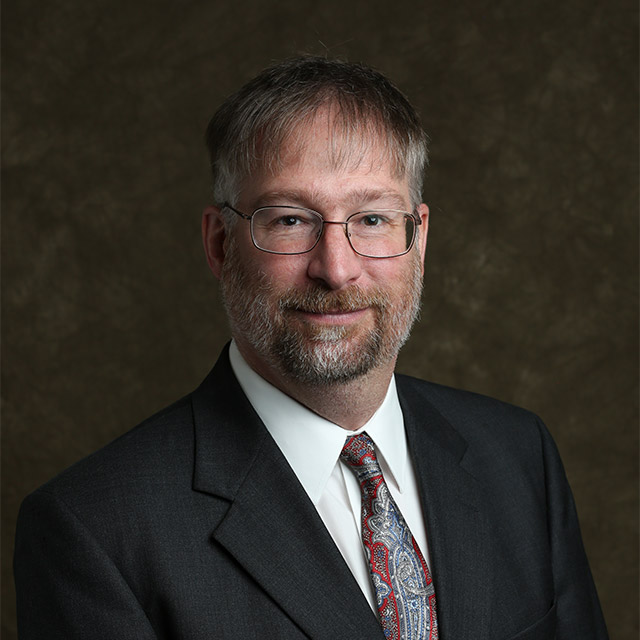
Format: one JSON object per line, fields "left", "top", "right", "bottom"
{"left": 228, "top": 341, "right": 431, "bottom": 611}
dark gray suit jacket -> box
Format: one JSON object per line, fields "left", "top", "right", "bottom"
{"left": 14, "top": 345, "right": 608, "bottom": 639}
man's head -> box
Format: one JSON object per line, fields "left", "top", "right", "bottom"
{"left": 203, "top": 57, "right": 429, "bottom": 389}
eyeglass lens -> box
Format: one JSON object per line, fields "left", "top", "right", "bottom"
{"left": 250, "top": 207, "right": 415, "bottom": 257}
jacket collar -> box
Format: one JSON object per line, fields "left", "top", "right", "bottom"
{"left": 190, "top": 345, "right": 384, "bottom": 639}
{"left": 397, "top": 374, "right": 491, "bottom": 640}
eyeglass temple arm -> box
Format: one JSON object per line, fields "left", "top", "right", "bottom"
{"left": 221, "top": 203, "right": 251, "bottom": 220}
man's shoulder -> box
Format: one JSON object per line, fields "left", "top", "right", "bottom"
{"left": 27, "top": 393, "right": 197, "bottom": 510}
{"left": 396, "top": 374, "right": 560, "bottom": 492}
{"left": 22, "top": 348, "right": 247, "bottom": 515}
{"left": 396, "top": 373, "right": 538, "bottom": 421}
{"left": 395, "top": 373, "right": 545, "bottom": 449}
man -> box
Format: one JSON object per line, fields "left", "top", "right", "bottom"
{"left": 14, "top": 57, "right": 608, "bottom": 639}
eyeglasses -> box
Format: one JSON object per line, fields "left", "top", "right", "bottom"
{"left": 223, "top": 203, "right": 421, "bottom": 259}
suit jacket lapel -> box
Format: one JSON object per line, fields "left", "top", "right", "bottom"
{"left": 191, "top": 347, "right": 384, "bottom": 640}
{"left": 398, "top": 377, "right": 492, "bottom": 640}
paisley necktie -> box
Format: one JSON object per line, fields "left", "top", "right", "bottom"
{"left": 340, "top": 433, "right": 438, "bottom": 640}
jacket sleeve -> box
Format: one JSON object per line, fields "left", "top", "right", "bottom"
{"left": 538, "top": 417, "right": 609, "bottom": 639}
{"left": 14, "top": 489, "right": 158, "bottom": 640}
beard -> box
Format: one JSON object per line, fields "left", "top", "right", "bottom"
{"left": 220, "top": 238, "right": 423, "bottom": 386}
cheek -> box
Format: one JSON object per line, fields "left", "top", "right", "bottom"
{"left": 372, "top": 254, "right": 422, "bottom": 300}
{"left": 363, "top": 259, "right": 411, "bottom": 288}
{"left": 252, "top": 254, "right": 313, "bottom": 286}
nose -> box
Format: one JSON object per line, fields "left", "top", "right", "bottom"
{"left": 306, "top": 221, "right": 363, "bottom": 290}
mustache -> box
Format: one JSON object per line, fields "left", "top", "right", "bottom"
{"left": 278, "top": 285, "right": 390, "bottom": 314}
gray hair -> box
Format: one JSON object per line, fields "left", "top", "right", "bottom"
{"left": 205, "top": 56, "right": 429, "bottom": 221}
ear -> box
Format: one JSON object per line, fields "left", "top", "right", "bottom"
{"left": 202, "top": 205, "right": 227, "bottom": 279}
{"left": 416, "top": 203, "right": 429, "bottom": 275}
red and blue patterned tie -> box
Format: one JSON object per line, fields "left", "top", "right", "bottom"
{"left": 341, "top": 433, "right": 438, "bottom": 640}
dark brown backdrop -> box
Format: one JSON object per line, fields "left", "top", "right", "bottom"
{"left": 2, "top": 1, "right": 638, "bottom": 638}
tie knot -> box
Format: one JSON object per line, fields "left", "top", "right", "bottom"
{"left": 340, "top": 433, "right": 380, "bottom": 471}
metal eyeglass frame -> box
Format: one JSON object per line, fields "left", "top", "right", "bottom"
{"left": 222, "top": 203, "right": 422, "bottom": 259}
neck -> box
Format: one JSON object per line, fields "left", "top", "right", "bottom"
{"left": 278, "top": 368, "right": 395, "bottom": 430}
{"left": 236, "top": 342, "right": 395, "bottom": 430}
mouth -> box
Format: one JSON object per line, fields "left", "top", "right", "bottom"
{"left": 292, "top": 307, "right": 370, "bottom": 326}
{"left": 278, "top": 285, "right": 386, "bottom": 329}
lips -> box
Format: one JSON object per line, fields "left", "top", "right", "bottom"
{"left": 295, "top": 306, "right": 366, "bottom": 315}
{"left": 279, "top": 285, "right": 389, "bottom": 315}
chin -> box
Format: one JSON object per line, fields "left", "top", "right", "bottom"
{"left": 274, "top": 330, "right": 387, "bottom": 386}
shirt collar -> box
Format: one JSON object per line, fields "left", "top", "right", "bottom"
{"left": 228, "top": 340, "right": 409, "bottom": 504}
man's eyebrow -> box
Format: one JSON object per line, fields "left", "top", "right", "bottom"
{"left": 343, "top": 188, "right": 409, "bottom": 211}
{"left": 254, "top": 190, "right": 316, "bottom": 208}
{"left": 254, "top": 188, "right": 409, "bottom": 211}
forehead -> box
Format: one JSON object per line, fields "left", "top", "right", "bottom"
{"left": 283, "top": 107, "right": 406, "bottom": 175}
{"left": 240, "top": 109, "right": 411, "bottom": 209}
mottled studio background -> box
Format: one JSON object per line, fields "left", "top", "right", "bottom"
{"left": 2, "top": 0, "right": 638, "bottom": 638}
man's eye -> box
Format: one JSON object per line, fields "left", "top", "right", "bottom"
{"left": 277, "top": 216, "right": 303, "bottom": 227}
{"left": 361, "top": 215, "right": 389, "bottom": 226}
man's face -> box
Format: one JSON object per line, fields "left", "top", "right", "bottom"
{"left": 207, "top": 115, "right": 428, "bottom": 387}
